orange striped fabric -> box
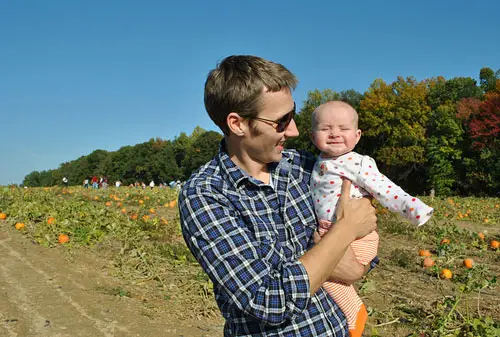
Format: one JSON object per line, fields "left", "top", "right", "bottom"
{"left": 319, "top": 220, "right": 379, "bottom": 333}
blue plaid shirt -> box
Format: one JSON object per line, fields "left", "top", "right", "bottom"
{"left": 179, "top": 141, "right": 378, "bottom": 336}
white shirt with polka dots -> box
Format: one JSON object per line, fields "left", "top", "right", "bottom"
{"left": 311, "top": 151, "right": 434, "bottom": 226}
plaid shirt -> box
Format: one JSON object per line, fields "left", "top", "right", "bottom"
{"left": 179, "top": 141, "right": 378, "bottom": 336}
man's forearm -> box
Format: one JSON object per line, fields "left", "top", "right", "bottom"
{"left": 299, "top": 219, "right": 355, "bottom": 294}
{"left": 328, "top": 245, "right": 365, "bottom": 284}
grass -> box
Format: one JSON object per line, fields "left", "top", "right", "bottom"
{"left": 1, "top": 186, "right": 499, "bottom": 335}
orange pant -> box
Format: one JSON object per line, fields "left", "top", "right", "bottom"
{"left": 319, "top": 220, "right": 379, "bottom": 335}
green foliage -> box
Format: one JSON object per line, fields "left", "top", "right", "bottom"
{"left": 181, "top": 131, "right": 223, "bottom": 178}
{"left": 22, "top": 129, "right": 222, "bottom": 187}
{"left": 426, "top": 104, "right": 464, "bottom": 195}
{"left": 358, "top": 77, "right": 430, "bottom": 193}
{"left": 479, "top": 67, "right": 497, "bottom": 93}
{"left": 427, "top": 76, "right": 483, "bottom": 110}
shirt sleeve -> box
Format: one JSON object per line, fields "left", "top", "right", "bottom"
{"left": 356, "top": 156, "right": 434, "bottom": 226}
{"left": 179, "top": 186, "right": 311, "bottom": 326}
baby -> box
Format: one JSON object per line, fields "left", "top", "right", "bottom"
{"left": 310, "top": 101, "right": 433, "bottom": 337}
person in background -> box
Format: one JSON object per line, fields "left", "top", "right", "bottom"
{"left": 91, "top": 176, "right": 99, "bottom": 189}
{"left": 179, "top": 55, "right": 377, "bottom": 336}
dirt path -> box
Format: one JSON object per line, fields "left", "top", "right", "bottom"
{"left": 0, "top": 229, "right": 224, "bottom": 337}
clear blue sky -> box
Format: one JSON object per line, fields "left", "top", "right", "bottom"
{"left": 1, "top": 0, "right": 499, "bottom": 185}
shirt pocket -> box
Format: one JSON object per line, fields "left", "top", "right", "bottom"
{"left": 252, "top": 220, "right": 286, "bottom": 268}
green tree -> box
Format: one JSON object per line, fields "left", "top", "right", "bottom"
{"left": 426, "top": 104, "right": 464, "bottom": 195}
{"left": 479, "top": 67, "right": 496, "bottom": 93}
{"left": 427, "top": 76, "right": 482, "bottom": 110}
{"left": 358, "top": 77, "right": 430, "bottom": 193}
{"left": 181, "top": 131, "right": 222, "bottom": 179}
{"left": 23, "top": 171, "right": 41, "bottom": 187}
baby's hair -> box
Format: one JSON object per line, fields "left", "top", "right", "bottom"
{"left": 311, "top": 100, "right": 359, "bottom": 129}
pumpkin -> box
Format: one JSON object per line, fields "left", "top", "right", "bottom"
{"left": 463, "top": 259, "right": 474, "bottom": 269}
{"left": 440, "top": 269, "right": 452, "bottom": 279}
{"left": 422, "top": 257, "right": 435, "bottom": 268}
{"left": 58, "top": 234, "right": 70, "bottom": 244}
{"left": 15, "top": 222, "right": 25, "bottom": 230}
{"left": 418, "top": 249, "right": 432, "bottom": 257}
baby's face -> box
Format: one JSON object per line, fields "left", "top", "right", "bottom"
{"left": 311, "top": 106, "right": 361, "bottom": 158}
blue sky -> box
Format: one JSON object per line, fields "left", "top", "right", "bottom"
{"left": 1, "top": 0, "right": 499, "bottom": 185}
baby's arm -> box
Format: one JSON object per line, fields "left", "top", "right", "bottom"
{"left": 356, "top": 156, "right": 433, "bottom": 226}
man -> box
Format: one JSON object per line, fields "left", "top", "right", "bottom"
{"left": 179, "top": 55, "right": 377, "bottom": 336}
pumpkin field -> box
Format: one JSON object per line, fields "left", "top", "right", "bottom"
{"left": 0, "top": 186, "right": 499, "bottom": 336}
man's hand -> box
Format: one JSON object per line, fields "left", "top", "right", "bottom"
{"left": 334, "top": 179, "right": 377, "bottom": 239}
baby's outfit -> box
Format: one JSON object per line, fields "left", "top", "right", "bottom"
{"left": 311, "top": 152, "right": 433, "bottom": 336}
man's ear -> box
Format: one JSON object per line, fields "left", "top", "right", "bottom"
{"left": 227, "top": 112, "right": 246, "bottom": 136}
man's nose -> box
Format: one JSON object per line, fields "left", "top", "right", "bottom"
{"left": 285, "top": 118, "right": 299, "bottom": 138}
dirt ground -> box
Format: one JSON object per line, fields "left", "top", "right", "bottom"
{"left": 0, "top": 228, "right": 224, "bottom": 337}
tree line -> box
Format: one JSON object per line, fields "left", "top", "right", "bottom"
{"left": 23, "top": 67, "right": 499, "bottom": 196}
{"left": 23, "top": 127, "right": 223, "bottom": 188}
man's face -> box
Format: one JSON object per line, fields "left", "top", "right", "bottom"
{"left": 242, "top": 89, "right": 299, "bottom": 164}
{"left": 311, "top": 106, "right": 361, "bottom": 158}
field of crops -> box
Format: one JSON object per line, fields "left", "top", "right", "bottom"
{"left": 1, "top": 186, "right": 499, "bottom": 336}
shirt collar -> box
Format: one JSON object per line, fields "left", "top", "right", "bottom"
{"left": 217, "top": 139, "right": 292, "bottom": 189}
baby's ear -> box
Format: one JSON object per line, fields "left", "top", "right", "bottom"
{"left": 355, "top": 129, "right": 362, "bottom": 143}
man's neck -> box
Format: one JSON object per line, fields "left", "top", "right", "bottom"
{"left": 226, "top": 137, "right": 270, "bottom": 184}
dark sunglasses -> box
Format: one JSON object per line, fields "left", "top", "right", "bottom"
{"left": 251, "top": 102, "right": 296, "bottom": 132}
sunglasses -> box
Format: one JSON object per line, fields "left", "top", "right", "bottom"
{"left": 250, "top": 102, "right": 296, "bottom": 133}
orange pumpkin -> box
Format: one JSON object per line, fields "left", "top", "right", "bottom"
{"left": 15, "top": 222, "right": 25, "bottom": 230}
{"left": 47, "top": 217, "right": 56, "bottom": 225}
{"left": 422, "top": 257, "right": 435, "bottom": 268}
{"left": 463, "top": 259, "right": 474, "bottom": 269}
{"left": 0, "top": 212, "right": 7, "bottom": 220}
{"left": 440, "top": 269, "right": 452, "bottom": 279}
{"left": 477, "top": 232, "right": 485, "bottom": 240}
{"left": 58, "top": 234, "right": 70, "bottom": 244}
{"left": 490, "top": 240, "right": 499, "bottom": 250}
{"left": 418, "top": 249, "right": 432, "bottom": 257}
